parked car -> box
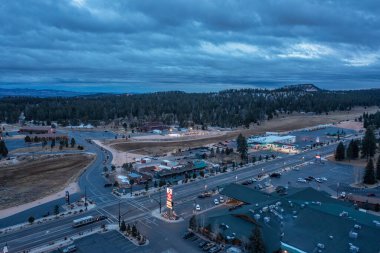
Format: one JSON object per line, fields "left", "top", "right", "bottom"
{"left": 367, "top": 193, "right": 376, "bottom": 197}
{"left": 104, "top": 183, "right": 113, "bottom": 188}
{"left": 297, "top": 178, "right": 307, "bottom": 183}
{"left": 270, "top": 172, "right": 281, "bottom": 178}
{"left": 203, "top": 243, "right": 215, "bottom": 251}
{"left": 61, "top": 245, "right": 77, "bottom": 253}
{"left": 241, "top": 180, "right": 251, "bottom": 185}
{"left": 219, "top": 196, "right": 224, "bottom": 203}
{"left": 182, "top": 231, "right": 194, "bottom": 239}
{"left": 199, "top": 241, "right": 207, "bottom": 248}
{"left": 196, "top": 204, "right": 201, "bottom": 211}
{"left": 214, "top": 199, "right": 219, "bottom": 205}
{"left": 209, "top": 246, "right": 221, "bottom": 253}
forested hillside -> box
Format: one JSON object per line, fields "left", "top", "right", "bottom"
{"left": 1, "top": 86, "right": 380, "bottom": 127}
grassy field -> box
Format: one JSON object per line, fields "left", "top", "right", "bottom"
{"left": 112, "top": 106, "right": 378, "bottom": 155}
{"left": 0, "top": 153, "right": 95, "bottom": 210}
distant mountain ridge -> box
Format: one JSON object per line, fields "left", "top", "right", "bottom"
{"left": 275, "top": 84, "right": 321, "bottom": 92}
{"left": 0, "top": 88, "right": 92, "bottom": 97}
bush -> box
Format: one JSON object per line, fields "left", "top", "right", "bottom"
{"left": 28, "top": 216, "right": 35, "bottom": 224}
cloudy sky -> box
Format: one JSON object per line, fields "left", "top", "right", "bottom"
{"left": 0, "top": 0, "right": 379, "bottom": 92}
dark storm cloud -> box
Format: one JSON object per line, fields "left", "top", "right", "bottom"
{"left": 0, "top": 0, "right": 379, "bottom": 92}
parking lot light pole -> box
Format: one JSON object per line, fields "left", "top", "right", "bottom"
{"left": 118, "top": 200, "right": 121, "bottom": 228}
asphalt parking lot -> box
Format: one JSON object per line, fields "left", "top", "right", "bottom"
{"left": 247, "top": 160, "right": 377, "bottom": 197}
{"left": 65, "top": 231, "right": 138, "bottom": 253}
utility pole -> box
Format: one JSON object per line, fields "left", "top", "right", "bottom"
{"left": 84, "top": 186, "right": 87, "bottom": 211}
{"left": 159, "top": 187, "right": 162, "bottom": 213}
{"left": 118, "top": 200, "right": 121, "bottom": 228}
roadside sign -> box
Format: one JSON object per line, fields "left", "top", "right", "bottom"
{"left": 166, "top": 187, "right": 173, "bottom": 209}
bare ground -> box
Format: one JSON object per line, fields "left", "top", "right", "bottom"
{"left": 10, "top": 145, "right": 83, "bottom": 154}
{"left": 0, "top": 153, "right": 95, "bottom": 210}
{"left": 111, "top": 106, "right": 378, "bottom": 155}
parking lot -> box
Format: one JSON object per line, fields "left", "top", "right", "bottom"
{"left": 70, "top": 231, "right": 137, "bottom": 253}
{"left": 290, "top": 126, "right": 357, "bottom": 148}
{"left": 242, "top": 159, "right": 370, "bottom": 197}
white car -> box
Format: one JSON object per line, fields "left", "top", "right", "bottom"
{"left": 297, "top": 178, "right": 307, "bottom": 183}
{"left": 321, "top": 177, "right": 328, "bottom": 181}
{"left": 195, "top": 204, "right": 201, "bottom": 211}
{"left": 214, "top": 199, "right": 219, "bottom": 205}
{"left": 219, "top": 196, "right": 224, "bottom": 203}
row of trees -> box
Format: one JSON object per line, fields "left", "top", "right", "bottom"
{"left": 335, "top": 127, "right": 378, "bottom": 161}
{"left": 24, "top": 136, "right": 77, "bottom": 150}
{"left": 120, "top": 221, "right": 146, "bottom": 244}
{"left": 363, "top": 111, "right": 380, "bottom": 129}
{"left": 1, "top": 88, "right": 380, "bottom": 127}
{"left": 334, "top": 140, "right": 360, "bottom": 161}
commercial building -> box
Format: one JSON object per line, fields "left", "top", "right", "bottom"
{"left": 19, "top": 126, "right": 56, "bottom": 134}
{"left": 248, "top": 134, "right": 298, "bottom": 154}
{"left": 248, "top": 135, "right": 296, "bottom": 145}
{"left": 204, "top": 184, "right": 380, "bottom": 253}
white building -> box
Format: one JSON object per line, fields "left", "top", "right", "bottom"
{"left": 248, "top": 135, "right": 296, "bottom": 144}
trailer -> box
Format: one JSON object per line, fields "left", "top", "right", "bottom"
{"left": 72, "top": 215, "right": 107, "bottom": 228}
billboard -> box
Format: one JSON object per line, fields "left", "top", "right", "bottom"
{"left": 166, "top": 187, "right": 173, "bottom": 209}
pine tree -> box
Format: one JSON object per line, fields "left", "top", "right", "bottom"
{"left": 352, "top": 140, "right": 360, "bottom": 159}
{"left": 237, "top": 133, "right": 248, "bottom": 161}
{"left": 120, "top": 220, "right": 126, "bottom": 232}
{"left": 363, "top": 159, "right": 376, "bottom": 185}
{"left": 70, "top": 137, "right": 76, "bottom": 148}
{"left": 376, "top": 157, "right": 380, "bottom": 181}
{"left": 335, "top": 142, "right": 345, "bottom": 161}
{"left": 249, "top": 226, "right": 266, "bottom": 253}
{"left": 0, "top": 140, "right": 8, "bottom": 157}
{"left": 24, "top": 136, "right": 32, "bottom": 143}
{"left": 346, "top": 140, "right": 354, "bottom": 161}
{"left": 362, "top": 127, "right": 377, "bottom": 159}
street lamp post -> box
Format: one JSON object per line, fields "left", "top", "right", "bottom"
{"left": 118, "top": 200, "right": 130, "bottom": 228}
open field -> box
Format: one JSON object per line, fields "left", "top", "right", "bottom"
{"left": 0, "top": 153, "right": 95, "bottom": 210}
{"left": 9, "top": 145, "right": 83, "bottom": 154}
{"left": 111, "top": 107, "right": 378, "bottom": 155}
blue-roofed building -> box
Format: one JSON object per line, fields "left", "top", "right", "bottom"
{"left": 193, "top": 160, "right": 208, "bottom": 170}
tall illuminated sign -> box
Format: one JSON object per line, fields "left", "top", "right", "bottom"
{"left": 166, "top": 187, "right": 173, "bottom": 209}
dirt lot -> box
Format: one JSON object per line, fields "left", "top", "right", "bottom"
{"left": 111, "top": 106, "right": 378, "bottom": 155}
{"left": 10, "top": 145, "right": 83, "bottom": 154}
{"left": 0, "top": 153, "right": 95, "bottom": 210}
